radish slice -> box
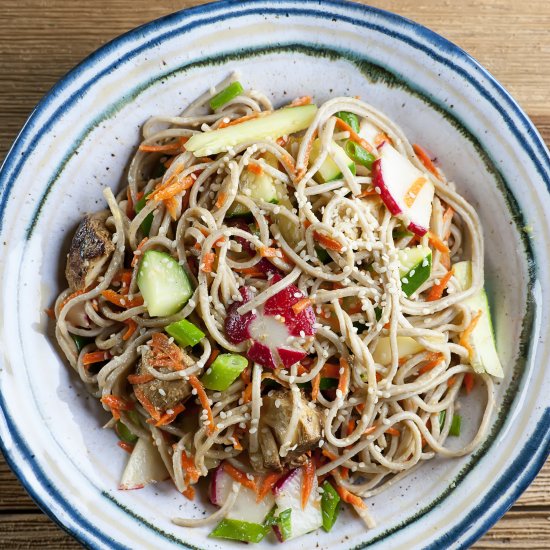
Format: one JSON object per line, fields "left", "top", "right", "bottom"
{"left": 225, "top": 287, "right": 257, "bottom": 344}
{"left": 372, "top": 143, "right": 434, "bottom": 236}
{"left": 119, "top": 437, "right": 169, "bottom": 490}
{"left": 209, "top": 466, "right": 274, "bottom": 524}
{"left": 273, "top": 467, "right": 322, "bottom": 540}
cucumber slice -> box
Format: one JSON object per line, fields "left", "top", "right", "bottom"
{"left": 372, "top": 334, "right": 444, "bottom": 364}
{"left": 137, "top": 250, "right": 193, "bottom": 317}
{"left": 185, "top": 104, "right": 318, "bottom": 157}
{"left": 321, "top": 481, "right": 341, "bottom": 532}
{"left": 201, "top": 354, "right": 248, "bottom": 391}
{"left": 135, "top": 193, "right": 154, "bottom": 236}
{"left": 309, "top": 139, "right": 356, "bottom": 182}
{"left": 226, "top": 169, "right": 278, "bottom": 217}
{"left": 165, "top": 318, "right": 205, "bottom": 347}
{"left": 453, "top": 261, "right": 503, "bottom": 377}
{"left": 398, "top": 246, "right": 432, "bottom": 297}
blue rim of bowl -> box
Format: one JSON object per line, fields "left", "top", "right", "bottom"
{"left": 0, "top": 1, "right": 549, "bottom": 548}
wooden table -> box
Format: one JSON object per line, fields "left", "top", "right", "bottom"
{"left": 1, "top": 0, "right": 549, "bottom": 547}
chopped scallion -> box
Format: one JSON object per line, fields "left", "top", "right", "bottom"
{"left": 345, "top": 140, "right": 376, "bottom": 169}
{"left": 336, "top": 111, "right": 360, "bottom": 133}
{"left": 209, "top": 81, "right": 244, "bottom": 110}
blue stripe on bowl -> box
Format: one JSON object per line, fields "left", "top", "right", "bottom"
{"left": 0, "top": 1, "right": 549, "bottom": 548}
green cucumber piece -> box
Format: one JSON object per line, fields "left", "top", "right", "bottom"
{"left": 276, "top": 508, "right": 292, "bottom": 541}
{"left": 71, "top": 334, "right": 91, "bottom": 353}
{"left": 309, "top": 139, "right": 356, "bottom": 182}
{"left": 453, "top": 261, "right": 503, "bottom": 377}
{"left": 439, "top": 410, "right": 446, "bottom": 430}
{"left": 135, "top": 193, "right": 154, "bottom": 236}
{"left": 137, "top": 250, "right": 193, "bottom": 317}
{"left": 115, "top": 420, "right": 138, "bottom": 444}
{"left": 186, "top": 104, "right": 318, "bottom": 157}
{"left": 398, "top": 246, "right": 432, "bottom": 297}
{"left": 344, "top": 140, "right": 375, "bottom": 169}
{"left": 201, "top": 353, "right": 248, "bottom": 391}
{"left": 226, "top": 169, "right": 278, "bottom": 217}
{"left": 449, "top": 414, "right": 461, "bottom": 436}
{"left": 209, "top": 81, "right": 244, "bottom": 110}
{"left": 321, "top": 481, "right": 341, "bottom": 532}
{"left": 165, "top": 318, "right": 205, "bottom": 347}
{"left": 336, "top": 111, "right": 360, "bottom": 132}
{"left": 210, "top": 518, "right": 269, "bottom": 543}
{"left": 315, "top": 246, "right": 331, "bottom": 264}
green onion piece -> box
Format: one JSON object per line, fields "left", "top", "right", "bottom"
{"left": 276, "top": 508, "right": 292, "bottom": 541}
{"left": 439, "top": 410, "right": 446, "bottom": 429}
{"left": 393, "top": 227, "right": 414, "bottom": 240}
{"left": 210, "top": 518, "right": 269, "bottom": 543}
{"left": 345, "top": 140, "right": 376, "bottom": 169}
{"left": 315, "top": 246, "right": 331, "bottom": 264}
{"left": 209, "top": 81, "right": 244, "bottom": 111}
{"left": 71, "top": 334, "right": 91, "bottom": 353}
{"left": 449, "top": 414, "right": 462, "bottom": 436}
{"left": 319, "top": 378, "right": 338, "bottom": 390}
{"left": 336, "top": 111, "right": 360, "bottom": 133}
{"left": 135, "top": 193, "right": 154, "bottom": 236}
{"left": 165, "top": 318, "right": 205, "bottom": 347}
{"left": 115, "top": 420, "right": 138, "bottom": 444}
{"left": 201, "top": 353, "right": 248, "bottom": 391}
{"left": 321, "top": 481, "right": 341, "bottom": 531}
{"left": 374, "top": 307, "right": 382, "bottom": 321}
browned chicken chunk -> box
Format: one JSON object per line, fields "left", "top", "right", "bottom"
{"left": 253, "top": 389, "right": 322, "bottom": 472}
{"left": 65, "top": 213, "right": 115, "bottom": 291}
{"left": 134, "top": 350, "right": 191, "bottom": 411}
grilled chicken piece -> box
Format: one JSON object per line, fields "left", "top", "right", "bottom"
{"left": 253, "top": 389, "right": 321, "bottom": 472}
{"left": 65, "top": 213, "right": 115, "bottom": 291}
{"left": 134, "top": 351, "right": 192, "bottom": 411}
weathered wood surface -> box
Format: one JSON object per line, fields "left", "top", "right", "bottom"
{"left": 1, "top": 0, "right": 549, "bottom": 547}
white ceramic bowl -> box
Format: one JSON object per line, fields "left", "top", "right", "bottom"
{"left": 0, "top": 1, "right": 549, "bottom": 548}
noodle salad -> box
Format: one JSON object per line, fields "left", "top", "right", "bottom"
{"left": 52, "top": 74, "right": 503, "bottom": 543}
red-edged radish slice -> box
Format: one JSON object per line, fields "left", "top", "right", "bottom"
{"left": 372, "top": 143, "right": 434, "bottom": 236}
{"left": 119, "top": 437, "right": 169, "bottom": 490}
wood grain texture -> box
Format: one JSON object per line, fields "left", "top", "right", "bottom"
{"left": 0, "top": 0, "right": 548, "bottom": 548}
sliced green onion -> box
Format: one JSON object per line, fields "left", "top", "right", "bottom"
{"left": 276, "top": 508, "right": 292, "bottom": 541}
{"left": 201, "top": 353, "right": 248, "bottom": 391}
{"left": 135, "top": 193, "right": 154, "bottom": 236}
{"left": 321, "top": 481, "right": 341, "bottom": 531}
{"left": 345, "top": 140, "right": 376, "bottom": 169}
{"left": 209, "top": 81, "right": 244, "bottom": 111}
{"left": 115, "top": 420, "right": 138, "bottom": 444}
{"left": 71, "top": 334, "right": 91, "bottom": 353}
{"left": 449, "top": 414, "right": 462, "bottom": 436}
{"left": 165, "top": 318, "right": 205, "bottom": 347}
{"left": 336, "top": 111, "right": 360, "bottom": 133}
{"left": 315, "top": 245, "right": 331, "bottom": 264}
{"left": 439, "top": 410, "right": 446, "bottom": 429}
{"left": 210, "top": 518, "right": 268, "bottom": 543}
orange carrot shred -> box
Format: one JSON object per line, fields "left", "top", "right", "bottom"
{"left": 334, "top": 117, "right": 375, "bottom": 154}
{"left": 181, "top": 451, "right": 200, "bottom": 484}
{"left": 127, "top": 373, "right": 155, "bottom": 385}
{"left": 386, "top": 427, "right": 400, "bottom": 437}
{"left": 321, "top": 362, "right": 340, "bottom": 378}
{"left": 215, "top": 191, "right": 227, "bottom": 209}
{"left": 418, "top": 352, "right": 444, "bottom": 375}
{"left": 460, "top": 310, "right": 482, "bottom": 359}
{"left": 155, "top": 403, "right": 185, "bottom": 427}
{"left": 205, "top": 349, "right": 220, "bottom": 369}
{"left": 248, "top": 161, "right": 263, "bottom": 175}
{"left": 201, "top": 252, "right": 216, "bottom": 273}
{"left": 82, "top": 350, "right": 111, "bottom": 366}
{"left": 404, "top": 177, "right": 427, "bottom": 207}
{"left": 139, "top": 136, "right": 188, "bottom": 154}
{"left": 133, "top": 386, "right": 161, "bottom": 421}
{"left": 357, "top": 187, "right": 379, "bottom": 198}
{"left": 311, "top": 373, "right": 321, "bottom": 401}
{"left": 290, "top": 95, "right": 312, "bottom": 107}
{"left": 188, "top": 376, "right": 215, "bottom": 435}
{"left": 301, "top": 460, "right": 315, "bottom": 509}
{"left": 45, "top": 307, "right": 56, "bottom": 320}
{"left": 149, "top": 174, "right": 195, "bottom": 202}
{"left": 363, "top": 425, "right": 377, "bottom": 436}
{"left": 117, "top": 441, "right": 135, "bottom": 454}
{"left": 334, "top": 483, "right": 366, "bottom": 509}
{"left": 101, "top": 395, "right": 134, "bottom": 413}
{"left": 218, "top": 112, "right": 265, "bottom": 129}
{"left": 122, "top": 319, "right": 138, "bottom": 341}
{"left": 259, "top": 246, "right": 278, "bottom": 258}
{"left": 426, "top": 269, "right": 454, "bottom": 302}
{"left": 242, "top": 383, "right": 253, "bottom": 404}
{"left": 313, "top": 231, "right": 343, "bottom": 252}
{"left": 223, "top": 462, "right": 257, "bottom": 492}
{"left": 428, "top": 231, "right": 450, "bottom": 254}
{"left": 292, "top": 297, "right": 311, "bottom": 315}
{"left": 447, "top": 376, "right": 457, "bottom": 387}
{"left": 182, "top": 486, "right": 195, "bottom": 500}
{"left": 131, "top": 238, "right": 148, "bottom": 268}
{"left": 464, "top": 372, "right": 475, "bottom": 394}
{"left": 413, "top": 143, "right": 441, "bottom": 180}
{"left": 257, "top": 472, "right": 281, "bottom": 502}
{"left": 101, "top": 289, "right": 144, "bottom": 309}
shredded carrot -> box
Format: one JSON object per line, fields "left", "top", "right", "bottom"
{"left": 127, "top": 373, "right": 155, "bottom": 385}
{"left": 122, "top": 319, "right": 138, "bottom": 341}
{"left": 257, "top": 472, "right": 281, "bottom": 502}
{"left": 215, "top": 191, "right": 227, "bottom": 209}
{"left": 232, "top": 266, "right": 267, "bottom": 278}
{"left": 447, "top": 376, "right": 457, "bottom": 387}
{"left": 232, "top": 434, "right": 243, "bottom": 451}
{"left": 101, "top": 289, "right": 144, "bottom": 309}
{"left": 340, "top": 466, "right": 349, "bottom": 479}
{"left": 460, "top": 310, "right": 482, "bottom": 359}
{"left": 313, "top": 231, "right": 343, "bottom": 252}
{"left": 290, "top": 95, "right": 312, "bottom": 107}
{"left": 242, "top": 383, "right": 253, "bottom": 404}
{"left": 364, "top": 425, "right": 377, "bottom": 436}
{"left": 279, "top": 152, "right": 297, "bottom": 176}
{"left": 292, "top": 297, "right": 312, "bottom": 315}
{"left": 334, "top": 483, "right": 366, "bottom": 509}
{"left": 182, "top": 486, "right": 195, "bottom": 500}
{"left": 201, "top": 252, "right": 216, "bottom": 273}
{"left": 139, "top": 136, "right": 188, "bottom": 154}
{"left": 321, "top": 362, "right": 340, "bottom": 378}
{"left": 386, "top": 427, "right": 400, "bottom": 437}
{"left": 113, "top": 268, "right": 133, "bottom": 288}
{"left": 426, "top": 269, "right": 454, "bottom": 302}
{"left": 334, "top": 117, "right": 375, "bottom": 154}
{"left": 374, "top": 132, "right": 390, "bottom": 147}
{"left": 149, "top": 174, "right": 195, "bottom": 202}
{"left": 133, "top": 386, "right": 161, "bottom": 421}
{"left": 259, "top": 246, "right": 278, "bottom": 258}
{"left": 188, "top": 376, "right": 215, "bottom": 435}
{"left": 149, "top": 333, "right": 185, "bottom": 371}
{"left": 337, "top": 357, "right": 350, "bottom": 395}
{"left": 311, "top": 373, "right": 321, "bottom": 401}
{"left": 204, "top": 349, "right": 220, "bottom": 370}
{"left": 131, "top": 238, "right": 148, "bottom": 268}
{"left": 223, "top": 462, "right": 257, "bottom": 492}
{"left": 428, "top": 231, "right": 450, "bottom": 255}
{"left": 418, "top": 352, "right": 444, "bottom": 375}
{"left": 60, "top": 288, "right": 87, "bottom": 311}
{"left": 101, "top": 395, "right": 134, "bottom": 411}
{"left": 296, "top": 129, "right": 318, "bottom": 181}
{"left": 357, "top": 187, "right": 378, "bottom": 198}
{"left": 404, "top": 177, "right": 427, "bottom": 207}
{"left": 117, "top": 441, "right": 135, "bottom": 454}
{"left": 248, "top": 161, "right": 263, "bottom": 175}
{"left": 276, "top": 135, "right": 289, "bottom": 147}
{"left": 82, "top": 350, "right": 110, "bottom": 366}
{"left": 301, "top": 460, "right": 315, "bottom": 509}
{"left": 181, "top": 450, "right": 200, "bottom": 484}
{"left": 45, "top": 307, "right": 56, "bottom": 320}
{"left": 442, "top": 206, "right": 454, "bottom": 239}
{"left": 412, "top": 143, "right": 441, "bottom": 180}
{"left": 218, "top": 111, "right": 265, "bottom": 129}
{"left": 464, "top": 372, "right": 475, "bottom": 394}
{"left": 155, "top": 403, "right": 185, "bottom": 427}
{"left": 322, "top": 449, "right": 338, "bottom": 461}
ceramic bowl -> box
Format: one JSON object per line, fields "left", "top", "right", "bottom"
{"left": 0, "top": 1, "right": 549, "bottom": 548}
